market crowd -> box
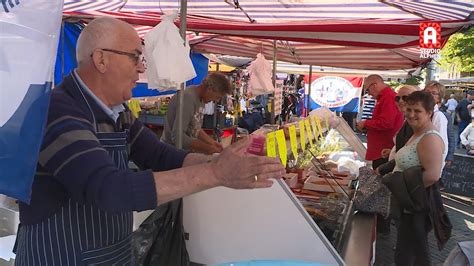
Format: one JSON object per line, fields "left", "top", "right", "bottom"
{"left": 356, "top": 74, "right": 474, "bottom": 265}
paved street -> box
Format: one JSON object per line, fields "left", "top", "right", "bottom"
{"left": 354, "top": 130, "right": 474, "bottom": 265}
{"left": 374, "top": 195, "right": 474, "bottom": 265}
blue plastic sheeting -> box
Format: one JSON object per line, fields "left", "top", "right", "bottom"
{"left": 133, "top": 52, "right": 209, "bottom": 97}
{"left": 218, "top": 260, "right": 324, "bottom": 266}
{"left": 54, "top": 22, "right": 82, "bottom": 86}
{"left": 54, "top": 23, "right": 209, "bottom": 97}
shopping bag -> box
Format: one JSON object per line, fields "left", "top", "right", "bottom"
{"left": 133, "top": 199, "right": 190, "bottom": 266}
{"left": 353, "top": 166, "right": 391, "bottom": 218}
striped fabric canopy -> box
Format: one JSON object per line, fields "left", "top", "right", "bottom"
{"left": 63, "top": 0, "right": 473, "bottom": 70}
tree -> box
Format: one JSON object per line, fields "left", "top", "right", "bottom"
{"left": 388, "top": 74, "right": 424, "bottom": 89}
{"left": 439, "top": 27, "right": 474, "bottom": 73}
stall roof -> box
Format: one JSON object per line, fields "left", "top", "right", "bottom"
{"left": 202, "top": 54, "right": 412, "bottom": 78}
{"left": 63, "top": 0, "right": 473, "bottom": 70}
{"left": 64, "top": 1, "right": 473, "bottom": 22}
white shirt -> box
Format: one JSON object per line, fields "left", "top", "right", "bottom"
{"left": 444, "top": 98, "right": 458, "bottom": 111}
{"left": 460, "top": 124, "right": 474, "bottom": 146}
{"left": 432, "top": 105, "right": 448, "bottom": 161}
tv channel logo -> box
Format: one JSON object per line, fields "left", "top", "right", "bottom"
{"left": 419, "top": 23, "right": 441, "bottom": 59}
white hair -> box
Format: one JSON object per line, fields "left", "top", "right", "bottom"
{"left": 76, "top": 17, "right": 132, "bottom": 65}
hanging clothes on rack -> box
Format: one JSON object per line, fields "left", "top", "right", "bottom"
{"left": 246, "top": 53, "right": 275, "bottom": 97}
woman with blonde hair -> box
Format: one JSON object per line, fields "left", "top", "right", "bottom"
{"left": 377, "top": 84, "right": 418, "bottom": 174}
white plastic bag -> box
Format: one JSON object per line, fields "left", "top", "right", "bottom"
{"left": 337, "top": 157, "right": 365, "bottom": 177}
{"left": 246, "top": 53, "right": 274, "bottom": 96}
{"left": 144, "top": 12, "right": 196, "bottom": 91}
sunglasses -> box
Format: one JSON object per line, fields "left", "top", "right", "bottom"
{"left": 395, "top": 95, "right": 408, "bottom": 102}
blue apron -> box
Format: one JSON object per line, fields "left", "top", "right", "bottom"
{"left": 15, "top": 93, "right": 135, "bottom": 265}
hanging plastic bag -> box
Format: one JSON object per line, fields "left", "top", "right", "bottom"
{"left": 246, "top": 53, "right": 275, "bottom": 96}
{"left": 133, "top": 199, "right": 189, "bottom": 265}
{"left": 144, "top": 12, "right": 196, "bottom": 91}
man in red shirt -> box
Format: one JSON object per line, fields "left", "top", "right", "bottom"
{"left": 356, "top": 74, "right": 404, "bottom": 236}
{"left": 356, "top": 75, "right": 404, "bottom": 169}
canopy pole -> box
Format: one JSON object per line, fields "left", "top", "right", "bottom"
{"left": 61, "top": 21, "right": 65, "bottom": 82}
{"left": 176, "top": 0, "right": 188, "bottom": 149}
{"left": 271, "top": 40, "right": 277, "bottom": 124}
{"left": 307, "top": 65, "right": 313, "bottom": 116}
{"left": 425, "top": 60, "right": 435, "bottom": 84}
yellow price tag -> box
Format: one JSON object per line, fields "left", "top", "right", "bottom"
{"left": 310, "top": 116, "right": 318, "bottom": 140}
{"left": 299, "top": 120, "right": 306, "bottom": 151}
{"left": 275, "top": 130, "right": 287, "bottom": 167}
{"left": 289, "top": 125, "right": 298, "bottom": 160}
{"left": 266, "top": 132, "right": 277, "bottom": 158}
{"left": 313, "top": 116, "right": 324, "bottom": 139}
{"left": 305, "top": 119, "right": 314, "bottom": 147}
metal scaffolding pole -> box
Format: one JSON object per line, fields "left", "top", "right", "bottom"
{"left": 176, "top": 0, "right": 188, "bottom": 149}
{"left": 271, "top": 40, "right": 277, "bottom": 124}
{"left": 307, "top": 65, "right": 313, "bottom": 116}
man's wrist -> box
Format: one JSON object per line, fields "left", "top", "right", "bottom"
{"left": 206, "top": 153, "right": 219, "bottom": 163}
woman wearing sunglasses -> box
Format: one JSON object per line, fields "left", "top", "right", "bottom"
{"left": 376, "top": 85, "right": 418, "bottom": 175}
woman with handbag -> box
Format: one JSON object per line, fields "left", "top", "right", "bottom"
{"left": 386, "top": 91, "right": 445, "bottom": 266}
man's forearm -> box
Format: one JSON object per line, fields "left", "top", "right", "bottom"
{"left": 153, "top": 163, "right": 219, "bottom": 205}
{"left": 190, "top": 138, "right": 214, "bottom": 154}
{"left": 182, "top": 153, "right": 216, "bottom": 167}
{"left": 198, "top": 129, "right": 216, "bottom": 145}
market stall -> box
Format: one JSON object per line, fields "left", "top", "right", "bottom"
{"left": 2, "top": 0, "right": 473, "bottom": 265}
{"left": 182, "top": 111, "right": 378, "bottom": 265}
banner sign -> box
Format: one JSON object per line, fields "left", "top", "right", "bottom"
{"left": 0, "top": 0, "right": 63, "bottom": 203}
{"left": 304, "top": 75, "right": 363, "bottom": 113}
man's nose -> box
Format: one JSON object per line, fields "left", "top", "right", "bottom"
{"left": 137, "top": 62, "right": 146, "bottom": 73}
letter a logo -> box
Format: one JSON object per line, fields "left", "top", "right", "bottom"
{"left": 419, "top": 23, "right": 441, "bottom": 48}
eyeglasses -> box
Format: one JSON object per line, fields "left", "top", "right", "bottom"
{"left": 363, "top": 83, "right": 376, "bottom": 91}
{"left": 93, "top": 48, "right": 146, "bottom": 66}
{"left": 395, "top": 95, "right": 409, "bottom": 102}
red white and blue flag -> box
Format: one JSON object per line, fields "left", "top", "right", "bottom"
{"left": 304, "top": 75, "right": 363, "bottom": 113}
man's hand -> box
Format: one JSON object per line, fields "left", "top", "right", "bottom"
{"left": 380, "top": 148, "right": 391, "bottom": 159}
{"left": 356, "top": 120, "right": 366, "bottom": 132}
{"left": 212, "top": 141, "right": 224, "bottom": 153}
{"left": 210, "top": 138, "right": 285, "bottom": 189}
{"left": 205, "top": 144, "right": 222, "bottom": 155}
{"left": 374, "top": 167, "right": 381, "bottom": 176}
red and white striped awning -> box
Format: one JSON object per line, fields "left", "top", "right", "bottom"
{"left": 64, "top": 0, "right": 473, "bottom": 22}
{"left": 63, "top": 0, "right": 473, "bottom": 70}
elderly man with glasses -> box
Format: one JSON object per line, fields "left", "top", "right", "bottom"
{"left": 356, "top": 75, "right": 404, "bottom": 170}
{"left": 356, "top": 74, "right": 404, "bottom": 236}
{"left": 13, "top": 17, "right": 284, "bottom": 265}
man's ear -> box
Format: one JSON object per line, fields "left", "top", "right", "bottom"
{"left": 91, "top": 50, "right": 107, "bottom": 74}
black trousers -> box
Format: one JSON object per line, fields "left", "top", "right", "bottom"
{"left": 395, "top": 212, "right": 431, "bottom": 266}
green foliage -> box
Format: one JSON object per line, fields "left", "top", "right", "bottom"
{"left": 294, "top": 130, "right": 341, "bottom": 168}
{"left": 439, "top": 27, "right": 474, "bottom": 73}
{"left": 388, "top": 74, "right": 424, "bottom": 89}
